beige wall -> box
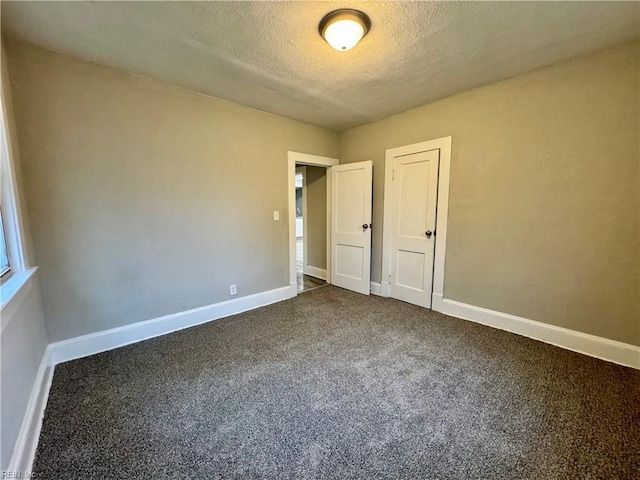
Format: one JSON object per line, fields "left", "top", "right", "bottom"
{"left": 305, "top": 166, "right": 326, "bottom": 270}
{"left": 6, "top": 39, "right": 639, "bottom": 347}
{"left": 339, "top": 41, "right": 639, "bottom": 346}
{"left": 1, "top": 274, "right": 48, "bottom": 470}
{"left": 6, "top": 41, "right": 337, "bottom": 342}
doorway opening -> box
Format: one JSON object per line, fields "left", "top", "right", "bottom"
{"left": 287, "top": 152, "right": 339, "bottom": 296}
{"left": 295, "top": 166, "right": 327, "bottom": 293}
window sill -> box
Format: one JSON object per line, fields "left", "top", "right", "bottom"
{"left": 1, "top": 267, "right": 38, "bottom": 325}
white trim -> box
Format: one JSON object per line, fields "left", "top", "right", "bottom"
{"left": 1, "top": 267, "right": 37, "bottom": 328}
{"left": 50, "top": 284, "right": 296, "bottom": 365}
{"left": 325, "top": 166, "right": 332, "bottom": 284}
{"left": 431, "top": 291, "right": 444, "bottom": 311}
{"left": 432, "top": 138, "right": 451, "bottom": 299}
{"left": 288, "top": 152, "right": 338, "bottom": 167}
{"left": 0, "top": 71, "right": 28, "bottom": 274}
{"left": 382, "top": 137, "right": 452, "bottom": 308}
{"left": 305, "top": 266, "right": 327, "bottom": 281}
{"left": 436, "top": 294, "right": 640, "bottom": 369}
{"left": 288, "top": 152, "right": 338, "bottom": 292}
{"left": 7, "top": 346, "right": 54, "bottom": 476}
{"left": 370, "top": 281, "right": 382, "bottom": 296}
{"left": 288, "top": 155, "right": 297, "bottom": 289}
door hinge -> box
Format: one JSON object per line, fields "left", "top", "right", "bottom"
{"left": 392, "top": 169, "right": 395, "bottom": 180}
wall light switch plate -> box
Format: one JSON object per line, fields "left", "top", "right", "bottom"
{"left": 273, "top": 211, "right": 280, "bottom": 221}
{"left": 229, "top": 284, "right": 237, "bottom": 296}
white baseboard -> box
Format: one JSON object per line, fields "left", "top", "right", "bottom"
{"left": 50, "top": 285, "right": 297, "bottom": 366}
{"left": 433, "top": 294, "right": 640, "bottom": 369}
{"left": 370, "top": 282, "right": 382, "bottom": 296}
{"left": 303, "top": 266, "right": 327, "bottom": 281}
{"left": 7, "top": 346, "right": 54, "bottom": 476}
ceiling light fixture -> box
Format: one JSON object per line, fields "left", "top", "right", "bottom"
{"left": 319, "top": 9, "right": 371, "bottom": 52}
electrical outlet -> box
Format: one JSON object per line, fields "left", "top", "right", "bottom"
{"left": 273, "top": 210, "right": 280, "bottom": 221}
{"left": 229, "top": 284, "right": 237, "bottom": 296}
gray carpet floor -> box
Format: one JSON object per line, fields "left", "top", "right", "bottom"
{"left": 34, "top": 286, "right": 640, "bottom": 479}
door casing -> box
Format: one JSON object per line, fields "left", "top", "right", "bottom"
{"left": 288, "top": 151, "right": 339, "bottom": 295}
{"left": 381, "top": 137, "right": 452, "bottom": 311}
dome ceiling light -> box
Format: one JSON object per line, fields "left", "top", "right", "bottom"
{"left": 319, "top": 9, "right": 371, "bottom": 52}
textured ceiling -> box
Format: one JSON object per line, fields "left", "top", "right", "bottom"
{"left": 2, "top": 1, "right": 639, "bottom": 130}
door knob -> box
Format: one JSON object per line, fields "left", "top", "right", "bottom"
{"left": 425, "top": 230, "right": 432, "bottom": 238}
{"left": 363, "top": 224, "right": 369, "bottom": 229}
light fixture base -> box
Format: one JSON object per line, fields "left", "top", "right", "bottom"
{"left": 319, "top": 9, "right": 371, "bottom": 37}
{"left": 319, "top": 9, "right": 371, "bottom": 51}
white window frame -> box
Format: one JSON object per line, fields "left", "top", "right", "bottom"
{"left": 0, "top": 206, "right": 12, "bottom": 278}
{"left": 1, "top": 73, "right": 34, "bottom": 315}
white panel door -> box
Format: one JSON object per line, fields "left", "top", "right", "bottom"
{"left": 389, "top": 150, "right": 439, "bottom": 307}
{"left": 331, "top": 161, "right": 373, "bottom": 295}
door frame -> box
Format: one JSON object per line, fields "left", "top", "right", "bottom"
{"left": 381, "top": 136, "right": 452, "bottom": 311}
{"left": 288, "top": 151, "right": 339, "bottom": 295}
